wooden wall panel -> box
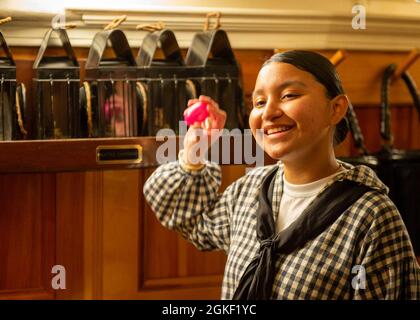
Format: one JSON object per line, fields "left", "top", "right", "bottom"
{"left": 0, "top": 167, "right": 244, "bottom": 300}
{"left": 142, "top": 207, "right": 180, "bottom": 280}
{"left": 335, "top": 51, "right": 420, "bottom": 107}
{"left": 101, "top": 169, "right": 141, "bottom": 299}
{"left": 82, "top": 171, "right": 104, "bottom": 299}
{"left": 178, "top": 242, "right": 226, "bottom": 277}
{"left": 55, "top": 172, "right": 86, "bottom": 299}
{"left": 0, "top": 173, "right": 55, "bottom": 299}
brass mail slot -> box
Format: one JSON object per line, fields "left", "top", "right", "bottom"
{"left": 96, "top": 145, "right": 142, "bottom": 164}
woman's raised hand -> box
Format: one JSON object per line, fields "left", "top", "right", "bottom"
{"left": 182, "top": 95, "right": 226, "bottom": 165}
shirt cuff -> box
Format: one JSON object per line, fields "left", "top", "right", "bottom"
{"left": 178, "top": 150, "right": 206, "bottom": 173}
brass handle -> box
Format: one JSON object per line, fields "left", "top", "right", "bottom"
{"left": 329, "top": 50, "right": 347, "bottom": 67}
{"left": 54, "top": 23, "right": 77, "bottom": 30}
{"left": 136, "top": 21, "right": 165, "bottom": 32}
{"left": 0, "top": 16, "right": 12, "bottom": 26}
{"left": 203, "top": 12, "right": 221, "bottom": 31}
{"left": 104, "top": 15, "right": 127, "bottom": 31}
{"left": 392, "top": 48, "right": 420, "bottom": 81}
{"left": 96, "top": 145, "right": 142, "bottom": 164}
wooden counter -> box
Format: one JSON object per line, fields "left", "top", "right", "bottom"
{"left": 0, "top": 137, "right": 174, "bottom": 173}
{"left": 0, "top": 137, "right": 248, "bottom": 299}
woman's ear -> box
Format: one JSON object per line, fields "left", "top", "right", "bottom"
{"left": 330, "top": 94, "right": 349, "bottom": 125}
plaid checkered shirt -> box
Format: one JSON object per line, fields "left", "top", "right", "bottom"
{"left": 143, "top": 159, "right": 420, "bottom": 299}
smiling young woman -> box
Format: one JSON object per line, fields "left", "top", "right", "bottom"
{"left": 143, "top": 50, "right": 420, "bottom": 300}
{"left": 250, "top": 58, "right": 348, "bottom": 184}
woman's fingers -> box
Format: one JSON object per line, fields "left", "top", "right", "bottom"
{"left": 184, "top": 95, "right": 226, "bottom": 142}
{"left": 183, "top": 99, "right": 199, "bottom": 117}
{"left": 197, "top": 95, "right": 227, "bottom": 130}
{"left": 198, "top": 95, "right": 216, "bottom": 104}
{"left": 183, "top": 121, "right": 209, "bottom": 164}
{"left": 184, "top": 95, "right": 226, "bottom": 130}
{"left": 187, "top": 98, "right": 199, "bottom": 107}
{"left": 206, "top": 102, "right": 227, "bottom": 129}
{"left": 182, "top": 96, "right": 227, "bottom": 164}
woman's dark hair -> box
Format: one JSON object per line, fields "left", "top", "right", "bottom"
{"left": 263, "top": 50, "right": 349, "bottom": 145}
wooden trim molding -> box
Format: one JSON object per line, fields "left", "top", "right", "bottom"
{"left": 142, "top": 275, "right": 224, "bottom": 290}
{"left": 0, "top": 289, "right": 54, "bottom": 300}
{"left": 1, "top": 1, "right": 420, "bottom": 50}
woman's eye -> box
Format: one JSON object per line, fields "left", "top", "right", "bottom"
{"left": 281, "top": 93, "right": 299, "bottom": 100}
{"left": 253, "top": 99, "right": 266, "bottom": 108}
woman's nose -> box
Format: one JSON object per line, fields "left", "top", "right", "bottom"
{"left": 261, "top": 99, "right": 283, "bottom": 121}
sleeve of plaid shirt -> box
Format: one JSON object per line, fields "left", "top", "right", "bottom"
{"left": 143, "top": 159, "right": 236, "bottom": 253}
{"left": 352, "top": 195, "right": 420, "bottom": 299}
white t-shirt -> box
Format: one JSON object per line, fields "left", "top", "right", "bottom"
{"left": 276, "top": 167, "right": 346, "bottom": 233}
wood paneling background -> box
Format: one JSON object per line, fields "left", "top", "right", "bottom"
{"left": 0, "top": 173, "right": 55, "bottom": 299}
{"left": 0, "top": 46, "right": 419, "bottom": 299}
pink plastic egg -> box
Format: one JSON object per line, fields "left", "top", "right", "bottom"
{"left": 184, "top": 101, "right": 209, "bottom": 125}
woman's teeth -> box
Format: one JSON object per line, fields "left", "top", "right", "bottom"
{"left": 266, "top": 126, "right": 293, "bottom": 135}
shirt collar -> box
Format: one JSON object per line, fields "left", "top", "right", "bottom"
{"left": 270, "top": 160, "right": 388, "bottom": 221}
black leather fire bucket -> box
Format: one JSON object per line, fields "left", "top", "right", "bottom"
{"left": 80, "top": 29, "right": 139, "bottom": 137}
{"left": 0, "top": 30, "right": 27, "bottom": 140}
{"left": 33, "top": 28, "right": 80, "bottom": 139}
{"left": 136, "top": 29, "right": 191, "bottom": 136}
{"left": 185, "top": 29, "right": 247, "bottom": 130}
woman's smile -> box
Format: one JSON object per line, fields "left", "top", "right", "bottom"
{"left": 264, "top": 124, "right": 296, "bottom": 139}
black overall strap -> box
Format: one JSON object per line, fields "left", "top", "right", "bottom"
{"left": 233, "top": 166, "right": 371, "bottom": 300}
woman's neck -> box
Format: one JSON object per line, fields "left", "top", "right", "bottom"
{"left": 282, "top": 143, "right": 340, "bottom": 185}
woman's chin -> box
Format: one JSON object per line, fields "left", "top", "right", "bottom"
{"left": 265, "top": 147, "right": 290, "bottom": 161}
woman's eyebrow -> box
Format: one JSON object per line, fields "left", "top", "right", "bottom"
{"left": 252, "top": 80, "right": 307, "bottom": 98}
{"left": 278, "top": 80, "right": 307, "bottom": 90}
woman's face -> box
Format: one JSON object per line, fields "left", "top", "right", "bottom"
{"left": 250, "top": 62, "right": 335, "bottom": 162}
